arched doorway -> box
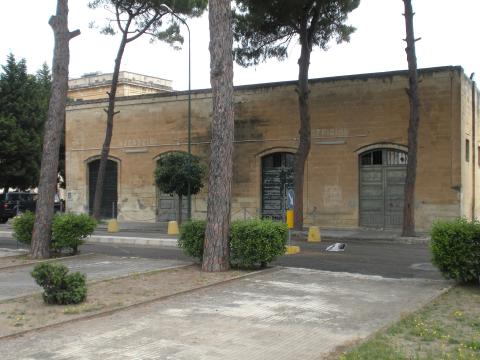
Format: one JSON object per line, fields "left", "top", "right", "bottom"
{"left": 88, "top": 159, "right": 118, "bottom": 218}
{"left": 261, "top": 152, "right": 294, "bottom": 221}
{"left": 359, "top": 148, "right": 407, "bottom": 228}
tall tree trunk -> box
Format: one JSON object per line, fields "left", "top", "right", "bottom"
{"left": 202, "top": 0, "right": 234, "bottom": 272}
{"left": 293, "top": 18, "right": 312, "bottom": 231}
{"left": 177, "top": 194, "right": 183, "bottom": 226}
{"left": 402, "top": 0, "right": 420, "bottom": 237}
{"left": 30, "top": 0, "right": 80, "bottom": 259}
{"left": 92, "top": 32, "right": 128, "bottom": 220}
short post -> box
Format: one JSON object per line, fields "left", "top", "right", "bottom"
{"left": 284, "top": 188, "right": 299, "bottom": 254}
{"left": 286, "top": 209, "right": 294, "bottom": 245}
{"left": 16, "top": 200, "right": 20, "bottom": 216}
{"left": 107, "top": 202, "right": 119, "bottom": 233}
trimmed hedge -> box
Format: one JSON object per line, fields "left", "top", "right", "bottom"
{"left": 178, "top": 219, "right": 288, "bottom": 269}
{"left": 12, "top": 211, "right": 35, "bottom": 245}
{"left": 178, "top": 220, "right": 206, "bottom": 261}
{"left": 230, "top": 219, "right": 287, "bottom": 268}
{"left": 52, "top": 213, "right": 97, "bottom": 254}
{"left": 11, "top": 212, "right": 97, "bottom": 254}
{"left": 31, "top": 262, "right": 87, "bottom": 305}
{"left": 430, "top": 218, "right": 480, "bottom": 283}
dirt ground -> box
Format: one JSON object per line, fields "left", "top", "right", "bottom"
{"left": 0, "top": 265, "right": 248, "bottom": 338}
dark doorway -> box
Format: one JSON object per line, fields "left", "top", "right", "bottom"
{"left": 88, "top": 159, "right": 118, "bottom": 219}
{"left": 261, "top": 152, "right": 294, "bottom": 221}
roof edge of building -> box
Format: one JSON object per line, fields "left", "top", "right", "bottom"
{"left": 67, "top": 65, "right": 464, "bottom": 107}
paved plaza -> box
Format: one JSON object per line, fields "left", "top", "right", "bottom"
{"left": 0, "top": 254, "right": 189, "bottom": 301}
{"left": 1, "top": 266, "right": 449, "bottom": 360}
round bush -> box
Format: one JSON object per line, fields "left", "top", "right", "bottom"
{"left": 178, "top": 220, "right": 206, "bottom": 261}
{"left": 52, "top": 213, "right": 97, "bottom": 254}
{"left": 12, "top": 211, "right": 35, "bottom": 245}
{"left": 31, "top": 262, "right": 87, "bottom": 305}
{"left": 430, "top": 218, "right": 480, "bottom": 283}
{"left": 230, "top": 219, "right": 287, "bottom": 269}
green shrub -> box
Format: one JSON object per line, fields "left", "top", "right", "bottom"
{"left": 12, "top": 211, "right": 35, "bottom": 245}
{"left": 178, "top": 220, "right": 206, "bottom": 261}
{"left": 31, "top": 262, "right": 87, "bottom": 305}
{"left": 52, "top": 213, "right": 97, "bottom": 254}
{"left": 230, "top": 219, "right": 287, "bottom": 269}
{"left": 430, "top": 218, "right": 480, "bottom": 283}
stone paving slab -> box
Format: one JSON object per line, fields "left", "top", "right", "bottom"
{"left": 0, "top": 254, "right": 189, "bottom": 301}
{"left": 1, "top": 267, "right": 449, "bottom": 360}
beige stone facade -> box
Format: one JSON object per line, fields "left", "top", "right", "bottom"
{"left": 68, "top": 71, "right": 172, "bottom": 101}
{"left": 65, "top": 66, "right": 480, "bottom": 231}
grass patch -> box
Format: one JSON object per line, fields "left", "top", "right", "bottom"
{"left": 63, "top": 303, "right": 104, "bottom": 315}
{"left": 339, "top": 285, "right": 480, "bottom": 360}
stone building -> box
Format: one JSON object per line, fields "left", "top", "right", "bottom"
{"left": 65, "top": 66, "right": 480, "bottom": 231}
{"left": 68, "top": 71, "right": 173, "bottom": 101}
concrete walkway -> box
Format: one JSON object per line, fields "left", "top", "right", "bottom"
{"left": 0, "top": 254, "right": 189, "bottom": 301}
{"left": 1, "top": 267, "right": 449, "bottom": 360}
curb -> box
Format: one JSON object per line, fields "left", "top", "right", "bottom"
{"left": 86, "top": 235, "right": 178, "bottom": 247}
{"left": 0, "top": 231, "right": 178, "bottom": 248}
{"left": 320, "top": 236, "right": 430, "bottom": 245}
{"left": 0, "top": 265, "right": 278, "bottom": 341}
{"left": 2, "top": 230, "right": 429, "bottom": 246}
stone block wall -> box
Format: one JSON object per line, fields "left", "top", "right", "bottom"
{"left": 66, "top": 66, "right": 474, "bottom": 231}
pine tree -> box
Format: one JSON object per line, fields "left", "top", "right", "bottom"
{"left": 233, "top": 0, "right": 359, "bottom": 229}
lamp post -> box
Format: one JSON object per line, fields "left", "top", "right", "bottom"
{"left": 160, "top": 4, "right": 192, "bottom": 220}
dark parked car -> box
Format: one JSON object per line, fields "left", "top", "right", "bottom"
{"left": 0, "top": 192, "right": 37, "bottom": 223}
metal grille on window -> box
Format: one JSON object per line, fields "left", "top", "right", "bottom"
{"left": 386, "top": 150, "right": 408, "bottom": 165}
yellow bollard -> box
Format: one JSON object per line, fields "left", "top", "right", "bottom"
{"left": 307, "top": 226, "right": 321, "bottom": 242}
{"left": 285, "top": 209, "right": 300, "bottom": 254}
{"left": 107, "top": 219, "right": 119, "bottom": 233}
{"left": 285, "top": 245, "right": 300, "bottom": 255}
{"left": 168, "top": 220, "right": 179, "bottom": 235}
{"left": 286, "top": 209, "right": 294, "bottom": 229}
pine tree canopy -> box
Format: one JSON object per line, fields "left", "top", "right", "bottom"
{"left": 233, "top": 0, "right": 360, "bottom": 66}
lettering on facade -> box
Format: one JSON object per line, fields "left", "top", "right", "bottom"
{"left": 122, "top": 137, "right": 160, "bottom": 148}
{"left": 314, "top": 128, "right": 349, "bottom": 138}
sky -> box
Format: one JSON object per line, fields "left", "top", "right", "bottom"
{"left": 1, "top": 0, "right": 479, "bottom": 91}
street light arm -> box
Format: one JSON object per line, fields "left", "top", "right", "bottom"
{"left": 159, "top": 4, "right": 190, "bottom": 33}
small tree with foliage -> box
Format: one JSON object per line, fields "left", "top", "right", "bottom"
{"left": 89, "top": 0, "right": 207, "bottom": 220}
{"left": 154, "top": 152, "right": 205, "bottom": 225}
{"left": 233, "top": 0, "right": 359, "bottom": 230}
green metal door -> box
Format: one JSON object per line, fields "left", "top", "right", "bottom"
{"left": 359, "top": 149, "right": 407, "bottom": 229}
{"left": 88, "top": 159, "right": 118, "bottom": 219}
{"left": 261, "top": 152, "right": 294, "bottom": 221}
